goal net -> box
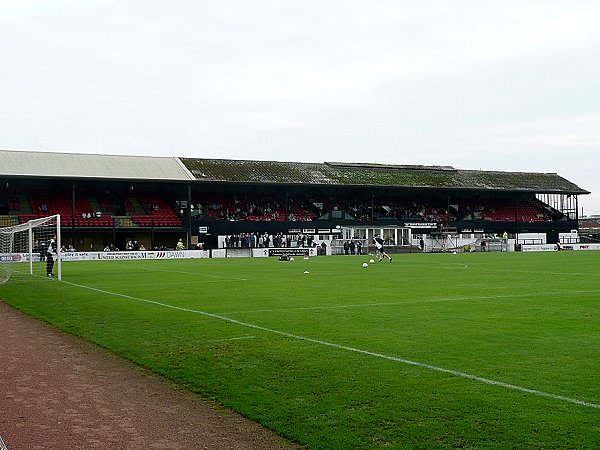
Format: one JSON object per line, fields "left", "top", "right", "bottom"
{"left": 0, "top": 214, "right": 62, "bottom": 284}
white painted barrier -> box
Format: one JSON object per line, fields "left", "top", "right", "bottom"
{"left": 7, "top": 243, "right": 596, "bottom": 261}
{"left": 521, "top": 243, "right": 600, "bottom": 252}
{"left": 3, "top": 247, "right": 320, "bottom": 262}
{"left": 3, "top": 250, "right": 210, "bottom": 262}
{"left": 561, "top": 243, "right": 600, "bottom": 251}
{"left": 251, "top": 247, "right": 317, "bottom": 258}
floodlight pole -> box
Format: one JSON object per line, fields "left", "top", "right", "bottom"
{"left": 371, "top": 193, "right": 374, "bottom": 221}
{"left": 187, "top": 184, "right": 192, "bottom": 248}
{"left": 56, "top": 214, "right": 62, "bottom": 281}
{"left": 28, "top": 222, "right": 33, "bottom": 275}
{"left": 285, "top": 192, "right": 289, "bottom": 226}
{"left": 71, "top": 184, "right": 76, "bottom": 246}
{"left": 515, "top": 196, "right": 519, "bottom": 250}
{"left": 151, "top": 206, "right": 155, "bottom": 250}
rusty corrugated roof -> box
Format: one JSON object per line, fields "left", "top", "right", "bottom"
{"left": 181, "top": 158, "right": 589, "bottom": 194}
{"left": 0, "top": 150, "right": 589, "bottom": 194}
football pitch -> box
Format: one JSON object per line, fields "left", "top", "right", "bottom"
{"left": 1, "top": 251, "right": 599, "bottom": 448}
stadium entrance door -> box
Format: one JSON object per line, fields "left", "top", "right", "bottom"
{"left": 429, "top": 226, "right": 459, "bottom": 252}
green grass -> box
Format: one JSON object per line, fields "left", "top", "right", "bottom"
{"left": 1, "top": 252, "right": 599, "bottom": 449}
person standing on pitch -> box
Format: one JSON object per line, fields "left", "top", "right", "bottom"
{"left": 46, "top": 236, "right": 57, "bottom": 277}
{"left": 373, "top": 234, "right": 392, "bottom": 262}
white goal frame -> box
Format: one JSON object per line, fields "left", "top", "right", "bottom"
{"left": 0, "top": 214, "right": 62, "bottom": 283}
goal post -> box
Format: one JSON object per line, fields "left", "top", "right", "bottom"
{"left": 0, "top": 214, "right": 62, "bottom": 284}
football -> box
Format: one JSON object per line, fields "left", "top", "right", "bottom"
{"left": 362, "top": 262, "right": 368, "bottom": 268}
{"left": 369, "top": 259, "right": 375, "bottom": 263}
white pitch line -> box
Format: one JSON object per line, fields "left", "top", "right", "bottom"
{"left": 223, "top": 288, "right": 600, "bottom": 315}
{"left": 120, "top": 279, "right": 247, "bottom": 288}
{"left": 130, "top": 265, "right": 249, "bottom": 281}
{"left": 404, "top": 261, "right": 600, "bottom": 278}
{"left": 62, "top": 280, "right": 600, "bottom": 410}
{"left": 467, "top": 267, "right": 599, "bottom": 277}
{"left": 205, "top": 336, "right": 256, "bottom": 343}
{"left": 436, "top": 263, "right": 470, "bottom": 269}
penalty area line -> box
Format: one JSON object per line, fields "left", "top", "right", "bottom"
{"left": 118, "top": 264, "right": 249, "bottom": 281}
{"left": 63, "top": 280, "right": 599, "bottom": 410}
{"left": 205, "top": 336, "right": 256, "bottom": 343}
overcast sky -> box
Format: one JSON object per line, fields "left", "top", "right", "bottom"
{"left": 2, "top": 1, "right": 599, "bottom": 215}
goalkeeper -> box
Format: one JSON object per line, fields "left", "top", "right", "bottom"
{"left": 46, "top": 236, "right": 57, "bottom": 277}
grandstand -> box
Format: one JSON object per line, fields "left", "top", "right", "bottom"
{"left": 579, "top": 216, "right": 600, "bottom": 243}
{"left": 0, "top": 149, "right": 589, "bottom": 251}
